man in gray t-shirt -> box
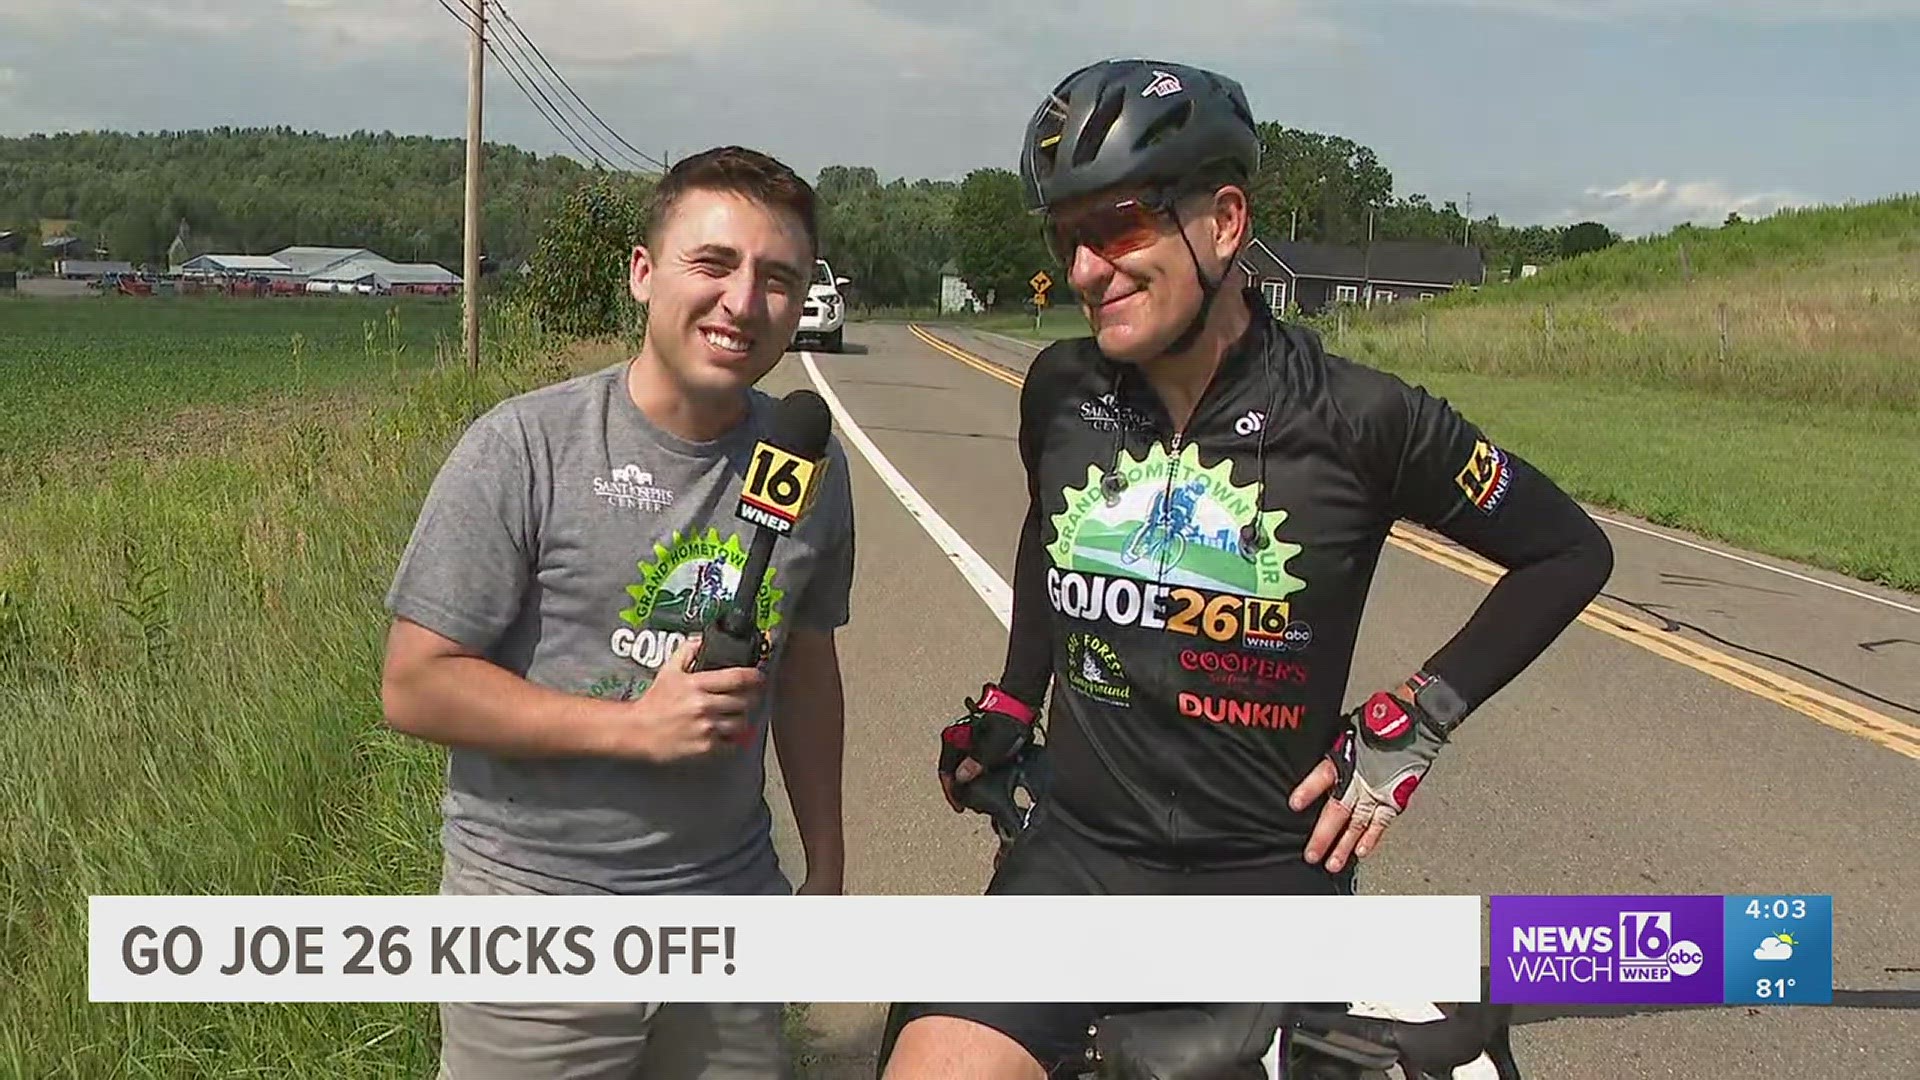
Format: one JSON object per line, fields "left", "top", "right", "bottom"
{"left": 382, "top": 147, "right": 852, "bottom": 1080}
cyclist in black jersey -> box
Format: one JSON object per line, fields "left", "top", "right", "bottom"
{"left": 880, "top": 58, "right": 1613, "bottom": 1080}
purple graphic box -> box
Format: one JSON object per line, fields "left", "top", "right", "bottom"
{"left": 1490, "top": 895, "right": 1724, "bottom": 1005}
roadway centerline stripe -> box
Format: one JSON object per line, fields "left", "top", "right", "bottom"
{"left": 798, "top": 349, "right": 1011, "bottom": 630}
{"left": 908, "top": 324, "right": 1023, "bottom": 389}
{"left": 1390, "top": 526, "right": 1920, "bottom": 762}
{"left": 906, "top": 324, "right": 1920, "bottom": 764}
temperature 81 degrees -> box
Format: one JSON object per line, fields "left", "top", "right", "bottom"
{"left": 1722, "top": 895, "right": 1832, "bottom": 1005}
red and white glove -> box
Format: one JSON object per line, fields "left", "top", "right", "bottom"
{"left": 938, "top": 683, "right": 1036, "bottom": 813}
{"left": 1326, "top": 681, "right": 1452, "bottom": 832}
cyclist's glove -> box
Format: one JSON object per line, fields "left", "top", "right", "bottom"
{"left": 1327, "top": 673, "right": 1465, "bottom": 830}
{"left": 938, "top": 683, "right": 1036, "bottom": 809}
{"left": 1086, "top": 1003, "right": 1285, "bottom": 1080}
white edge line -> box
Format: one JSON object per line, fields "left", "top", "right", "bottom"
{"left": 799, "top": 351, "right": 1012, "bottom": 630}
{"left": 1588, "top": 512, "right": 1920, "bottom": 617}
{"left": 976, "top": 328, "right": 1044, "bottom": 354}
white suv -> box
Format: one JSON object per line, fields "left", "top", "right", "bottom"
{"left": 792, "top": 258, "right": 848, "bottom": 352}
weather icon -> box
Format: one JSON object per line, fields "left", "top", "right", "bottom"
{"left": 1755, "top": 933, "right": 1797, "bottom": 961}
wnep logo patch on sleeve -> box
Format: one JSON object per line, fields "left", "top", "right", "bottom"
{"left": 1455, "top": 439, "right": 1511, "bottom": 514}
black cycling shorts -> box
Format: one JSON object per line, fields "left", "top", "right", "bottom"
{"left": 879, "top": 811, "right": 1353, "bottom": 1078}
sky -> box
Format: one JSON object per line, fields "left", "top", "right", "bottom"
{"left": 2, "top": 0, "right": 1915, "bottom": 237}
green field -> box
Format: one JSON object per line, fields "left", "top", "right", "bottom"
{"left": 1331, "top": 197, "right": 1920, "bottom": 592}
{"left": 0, "top": 296, "right": 603, "bottom": 1076}
{"left": 0, "top": 295, "right": 462, "bottom": 472}
{"left": 940, "top": 197, "right": 1920, "bottom": 593}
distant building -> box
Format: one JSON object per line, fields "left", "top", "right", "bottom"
{"left": 54, "top": 259, "right": 136, "bottom": 280}
{"left": 42, "top": 235, "right": 88, "bottom": 259}
{"left": 0, "top": 231, "right": 23, "bottom": 256}
{"left": 1239, "top": 237, "right": 1485, "bottom": 316}
{"left": 939, "top": 260, "right": 983, "bottom": 314}
{"left": 272, "top": 246, "right": 383, "bottom": 279}
{"left": 369, "top": 262, "right": 460, "bottom": 295}
{"left": 308, "top": 255, "right": 458, "bottom": 295}
{"left": 170, "top": 243, "right": 461, "bottom": 295}
{"left": 178, "top": 254, "right": 297, "bottom": 278}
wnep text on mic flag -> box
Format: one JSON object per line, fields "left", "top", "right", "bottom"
{"left": 91, "top": 894, "right": 1482, "bottom": 1003}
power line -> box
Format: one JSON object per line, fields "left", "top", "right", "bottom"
{"left": 489, "top": 0, "right": 665, "bottom": 171}
{"left": 429, "top": 0, "right": 625, "bottom": 172}
{"left": 440, "top": 0, "right": 660, "bottom": 173}
{"left": 476, "top": 3, "right": 654, "bottom": 172}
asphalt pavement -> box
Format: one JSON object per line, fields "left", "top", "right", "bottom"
{"left": 759, "top": 321, "right": 1920, "bottom": 1080}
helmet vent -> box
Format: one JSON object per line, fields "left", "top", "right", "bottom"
{"left": 1073, "top": 78, "right": 1128, "bottom": 168}
{"left": 1133, "top": 99, "right": 1193, "bottom": 152}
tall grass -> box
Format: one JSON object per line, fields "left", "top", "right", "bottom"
{"left": 0, "top": 299, "right": 578, "bottom": 1077}
{"left": 1324, "top": 193, "right": 1920, "bottom": 411}
{"left": 1301, "top": 195, "right": 1920, "bottom": 591}
{"left": 1330, "top": 244, "right": 1920, "bottom": 411}
{"left": 1434, "top": 193, "right": 1920, "bottom": 302}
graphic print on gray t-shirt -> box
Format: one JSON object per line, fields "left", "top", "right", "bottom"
{"left": 385, "top": 361, "right": 854, "bottom": 896}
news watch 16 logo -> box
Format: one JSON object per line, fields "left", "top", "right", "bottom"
{"left": 1617, "top": 911, "right": 1704, "bottom": 980}
{"left": 1490, "top": 896, "right": 1723, "bottom": 1005}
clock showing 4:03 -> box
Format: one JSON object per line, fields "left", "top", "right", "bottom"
{"left": 1723, "top": 895, "right": 1832, "bottom": 1005}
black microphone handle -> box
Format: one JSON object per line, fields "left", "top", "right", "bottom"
{"left": 724, "top": 524, "right": 780, "bottom": 635}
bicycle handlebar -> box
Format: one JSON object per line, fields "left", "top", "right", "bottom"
{"left": 1078, "top": 1002, "right": 1521, "bottom": 1080}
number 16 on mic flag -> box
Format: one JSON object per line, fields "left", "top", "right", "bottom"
{"left": 736, "top": 395, "right": 831, "bottom": 535}
{"left": 689, "top": 390, "right": 834, "bottom": 683}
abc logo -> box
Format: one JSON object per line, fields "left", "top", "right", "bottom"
{"left": 1282, "top": 622, "right": 1312, "bottom": 649}
{"left": 1666, "top": 941, "right": 1704, "bottom": 977}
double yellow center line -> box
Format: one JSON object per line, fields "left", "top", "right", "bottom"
{"left": 904, "top": 323, "right": 1920, "bottom": 764}
{"left": 908, "top": 324, "right": 1025, "bottom": 389}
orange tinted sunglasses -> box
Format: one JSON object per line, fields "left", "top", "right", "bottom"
{"left": 1044, "top": 193, "right": 1176, "bottom": 267}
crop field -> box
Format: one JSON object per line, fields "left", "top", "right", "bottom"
{"left": 0, "top": 294, "right": 588, "bottom": 1077}
{"left": 0, "top": 295, "right": 461, "bottom": 471}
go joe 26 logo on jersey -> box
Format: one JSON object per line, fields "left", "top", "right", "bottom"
{"left": 1044, "top": 442, "right": 1311, "bottom": 652}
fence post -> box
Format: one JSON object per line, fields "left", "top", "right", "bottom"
{"left": 1544, "top": 303, "right": 1554, "bottom": 350}
{"left": 1718, "top": 302, "right": 1729, "bottom": 361}
{"left": 1422, "top": 313, "right": 1430, "bottom": 349}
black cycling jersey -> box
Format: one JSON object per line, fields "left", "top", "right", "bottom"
{"left": 995, "top": 288, "right": 1612, "bottom": 870}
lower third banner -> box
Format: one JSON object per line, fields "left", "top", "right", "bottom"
{"left": 90, "top": 894, "right": 1482, "bottom": 1004}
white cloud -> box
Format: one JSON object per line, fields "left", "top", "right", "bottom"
{"left": 1399, "top": 0, "right": 1920, "bottom": 20}
{"left": 1520, "top": 178, "right": 1807, "bottom": 235}
{"left": 1754, "top": 935, "right": 1794, "bottom": 960}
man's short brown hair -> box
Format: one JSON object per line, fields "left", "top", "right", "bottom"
{"left": 644, "top": 146, "right": 818, "bottom": 256}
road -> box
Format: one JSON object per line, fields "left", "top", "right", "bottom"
{"left": 759, "top": 321, "right": 1920, "bottom": 1080}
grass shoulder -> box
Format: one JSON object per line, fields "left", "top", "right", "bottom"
{"left": 0, "top": 302, "right": 621, "bottom": 1077}
{"left": 1368, "top": 361, "right": 1920, "bottom": 594}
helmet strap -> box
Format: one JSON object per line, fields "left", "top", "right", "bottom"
{"left": 1159, "top": 210, "right": 1245, "bottom": 360}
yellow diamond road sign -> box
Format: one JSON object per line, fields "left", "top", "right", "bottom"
{"left": 1030, "top": 271, "right": 1052, "bottom": 293}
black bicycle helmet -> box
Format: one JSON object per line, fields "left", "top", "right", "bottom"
{"left": 1020, "top": 58, "right": 1260, "bottom": 214}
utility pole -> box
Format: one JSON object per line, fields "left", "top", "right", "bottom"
{"left": 1363, "top": 207, "right": 1374, "bottom": 308}
{"left": 462, "top": 0, "right": 485, "bottom": 373}
{"left": 1463, "top": 191, "right": 1473, "bottom": 247}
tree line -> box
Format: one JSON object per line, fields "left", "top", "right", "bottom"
{"left": 0, "top": 128, "right": 591, "bottom": 272}
{"left": 2, "top": 126, "right": 1616, "bottom": 311}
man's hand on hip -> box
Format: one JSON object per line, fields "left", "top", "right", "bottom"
{"left": 601, "top": 634, "right": 766, "bottom": 763}
{"left": 937, "top": 683, "right": 1036, "bottom": 811}
{"left": 1289, "top": 684, "right": 1449, "bottom": 874}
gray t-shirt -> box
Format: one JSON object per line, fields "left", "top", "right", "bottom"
{"left": 385, "top": 361, "right": 855, "bottom": 895}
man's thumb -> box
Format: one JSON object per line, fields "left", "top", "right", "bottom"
{"left": 668, "top": 633, "right": 703, "bottom": 673}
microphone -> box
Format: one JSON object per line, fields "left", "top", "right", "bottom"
{"left": 690, "top": 388, "right": 834, "bottom": 680}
